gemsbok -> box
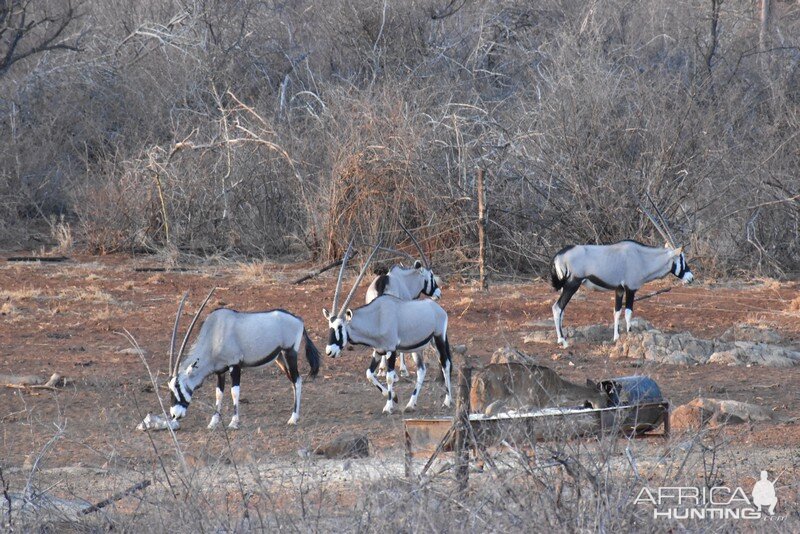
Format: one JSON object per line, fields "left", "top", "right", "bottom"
{"left": 167, "top": 289, "right": 320, "bottom": 428}
{"left": 324, "top": 242, "right": 454, "bottom": 414}
{"left": 366, "top": 222, "right": 441, "bottom": 377}
{"left": 550, "top": 199, "right": 694, "bottom": 347}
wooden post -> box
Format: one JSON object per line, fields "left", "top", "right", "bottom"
{"left": 453, "top": 366, "right": 472, "bottom": 493}
{"left": 476, "top": 168, "right": 488, "bottom": 290}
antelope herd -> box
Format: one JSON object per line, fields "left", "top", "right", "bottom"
{"left": 154, "top": 206, "right": 693, "bottom": 428}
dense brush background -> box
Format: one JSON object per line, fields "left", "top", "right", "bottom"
{"left": 1, "top": 0, "right": 799, "bottom": 277}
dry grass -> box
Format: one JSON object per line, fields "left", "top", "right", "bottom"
{"left": 0, "top": 288, "right": 44, "bottom": 301}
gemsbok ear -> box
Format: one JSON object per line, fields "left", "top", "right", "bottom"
{"left": 322, "top": 308, "right": 331, "bottom": 320}
{"left": 345, "top": 309, "right": 353, "bottom": 320}
{"left": 414, "top": 260, "right": 423, "bottom": 270}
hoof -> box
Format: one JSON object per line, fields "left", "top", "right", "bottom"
{"left": 558, "top": 338, "right": 569, "bottom": 349}
{"left": 443, "top": 395, "right": 452, "bottom": 408}
{"left": 228, "top": 418, "right": 240, "bottom": 430}
{"left": 404, "top": 402, "right": 416, "bottom": 412}
{"left": 399, "top": 368, "right": 411, "bottom": 378}
{"left": 287, "top": 414, "right": 298, "bottom": 425}
{"left": 207, "top": 415, "right": 220, "bottom": 430}
{"left": 382, "top": 400, "right": 397, "bottom": 414}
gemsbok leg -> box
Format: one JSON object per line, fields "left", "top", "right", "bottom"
{"left": 613, "top": 287, "right": 624, "bottom": 342}
{"left": 433, "top": 334, "right": 453, "bottom": 407}
{"left": 367, "top": 352, "right": 389, "bottom": 397}
{"left": 229, "top": 365, "right": 241, "bottom": 429}
{"left": 552, "top": 279, "right": 581, "bottom": 348}
{"left": 383, "top": 352, "right": 400, "bottom": 414}
{"left": 624, "top": 288, "right": 637, "bottom": 334}
{"left": 275, "top": 349, "right": 303, "bottom": 425}
{"left": 404, "top": 352, "right": 426, "bottom": 411}
{"left": 208, "top": 371, "right": 226, "bottom": 429}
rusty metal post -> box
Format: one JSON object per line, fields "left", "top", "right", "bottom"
{"left": 454, "top": 366, "right": 472, "bottom": 492}
{"left": 476, "top": 168, "right": 488, "bottom": 290}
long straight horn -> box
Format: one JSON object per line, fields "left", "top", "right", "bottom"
{"left": 639, "top": 198, "right": 674, "bottom": 248}
{"left": 173, "top": 287, "right": 216, "bottom": 376}
{"left": 399, "top": 220, "right": 429, "bottom": 268}
{"left": 331, "top": 240, "right": 354, "bottom": 315}
{"left": 169, "top": 292, "right": 189, "bottom": 376}
{"left": 647, "top": 193, "right": 679, "bottom": 248}
{"left": 339, "top": 241, "right": 382, "bottom": 317}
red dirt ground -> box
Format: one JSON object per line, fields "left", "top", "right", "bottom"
{"left": 1, "top": 254, "right": 799, "bottom": 482}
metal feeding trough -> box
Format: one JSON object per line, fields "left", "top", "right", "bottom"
{"left": 403, "top": 375, "right": 669, "bottom": 475}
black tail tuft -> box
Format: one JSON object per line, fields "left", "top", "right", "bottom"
{"left": 550, "top": 245, "right": 574, "bottom": 291}
{"left": 551, "top": 262, "right": 565, "bottom": 291}
{"left": 374, "top": 274, "right": 390, "bottom": 296}
{"left": 303, "top": 329, "right": 321, "bottom": 378}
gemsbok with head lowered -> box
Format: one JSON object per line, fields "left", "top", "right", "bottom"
{"left": 366, "top": 222, "right": 442, "bottom": 377}
{"left": 550, "top": 200, "right": 694, "bottom": 347}
{"left": 324, "top": 242, "right": 454, "bottom": 414}
{"left": 167, "top": 289, "right": 320, "bottom": 428}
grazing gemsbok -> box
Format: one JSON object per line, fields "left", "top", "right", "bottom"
{"left": 550, "top": 201, "right": 694, "bottom": 347}
{"left": 167, "top": 289, "right": 320, "bottom": 428}
{"left": 366, "top": 223, "right": 442, "bottom": 377}
{"left": 324, "top": 242, "right": 454, "bottom": 414}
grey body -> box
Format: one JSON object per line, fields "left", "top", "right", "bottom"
{"left": 324, "top": 296, "right": 453, "bottom": 413}
{"left": 550, "top": 241, "right": 693, "bottom": 347}
{"left": 169, "top": 308, "right": 320, "bottom": 427}
{"left": 365, "top": 261, "right": 441, "bottom": 376}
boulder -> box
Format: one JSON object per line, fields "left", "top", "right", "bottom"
{"left": 708, "top": 343, "right": 800, "bottom": 368}
{"left": 490, "top": 346, "right": 539, "bottom": 366}
{"left": 719, "top": 324, "right": 783, "bottom": 345}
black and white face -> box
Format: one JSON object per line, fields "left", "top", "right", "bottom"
{"left": 168, "top": 375, "right": 191, "bottom": 419}
{"left": 323, "top": 308, "right": 348, "bottom": 357}
{"left": 671, "top": 252, "right": 694, "bottom": 283}
{"left": 415, "top": 260, "right": 442, "bottom": 300}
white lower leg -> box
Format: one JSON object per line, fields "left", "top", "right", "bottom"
{"left": 287, "top": 377, "right": 302, "bottom": 425}
{"left": 405, "top": 361, "right": 426, "bottom": 411}
{"left": 442, "top": 360, "right": 452, "bottom": 407}
{"left": 398, "top": 353, "right": 410, "bottom": 377}
{"left": 229, "top": 385, "right": 240, "bottom": 429}
{"left": 208, "top": 387, "right": 224, "bottom": 429}
{"left": 383, "top": 370, "right": 398, "bottom": 414}
{"left": 613, "top": 309, "right": 622, "bottom": 341}
{"left": 625, "top": 309, "right": 633, "bottom": 332}
{"left": 552, "top": 303, "right": 568, "bottom": 347}
{"left": 366, "top": 368, "right": 389, "bottom": 397}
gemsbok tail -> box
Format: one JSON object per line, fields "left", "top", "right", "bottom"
{"left": 550, "top": 245, "right": 574, "bottom": 291}
{"left": 303, "top": 329, "right": 321, "bottom": 378}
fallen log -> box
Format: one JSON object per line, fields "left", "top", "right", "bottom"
{"left": 79, "top": 479, "right": 152, "bottom": 515}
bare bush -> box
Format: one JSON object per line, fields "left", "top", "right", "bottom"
{"left": 0, "top": 0, "right": 798, "bottom": 276}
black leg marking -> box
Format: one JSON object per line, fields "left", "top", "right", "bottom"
{"left": 386, "top": 353, "right": 398, "bottom": 403}
{"left": 614, "top": 287, "right": 624, "bottom": 312}
{"left": 557, "top": 279, "right": 582, "bottom": 311}
{"left": 368, "top": 356, "right": 383, "bottom": 394}
{"left": 231, "top": 365, "right": 241, "bottom": 418}
{"left": 625, "top": 288, "right": 636, "bottom": 312}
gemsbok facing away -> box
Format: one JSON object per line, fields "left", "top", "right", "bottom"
{"left": 324, "top": 242, "right": 454, "bottom": 414}
{"left": 366, "top": 222, "right": 442, "bottom": 377}
{"left": 550, "top": 199, "right": 694, "bottom": 347}
{"left": 168, "top": 289, "right": 320, "bottom": 428}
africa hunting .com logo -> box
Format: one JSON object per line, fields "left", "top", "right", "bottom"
{"left": 634, "top": 471, "right": 785, "bottom": 521}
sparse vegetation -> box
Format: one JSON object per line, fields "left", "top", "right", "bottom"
{"left": 0, "top": 1, "right": 797, "bottom": 277}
